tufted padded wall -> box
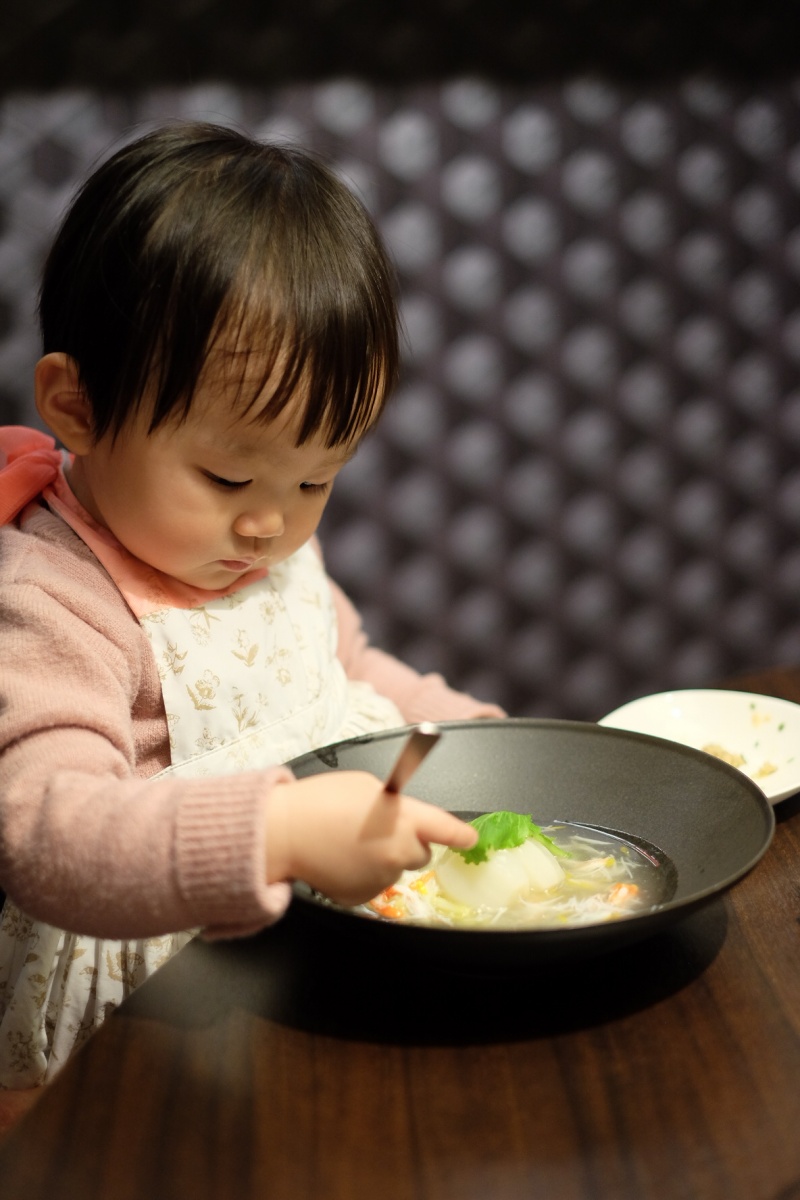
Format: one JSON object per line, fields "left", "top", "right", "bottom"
{"left": 1, "top": 73, "right": 799, "bottom": 718}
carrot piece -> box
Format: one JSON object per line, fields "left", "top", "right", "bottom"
{"left": 607, "top": 882, "right": 640, "bottom": 905}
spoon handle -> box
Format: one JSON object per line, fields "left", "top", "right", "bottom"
{"left": 382, "top": 722, "right": 442, "bottom": 795}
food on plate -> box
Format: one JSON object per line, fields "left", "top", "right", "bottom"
{"left": 363, "top": 811, "right": 665, "bottom": 930}
{"left": 702, "top": 743, "right": 746, "bottom": 768}
{"left": 703, "top": 743, "right": 778, "bottom": 779}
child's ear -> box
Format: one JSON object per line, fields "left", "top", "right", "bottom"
{"left": 34, "top": 353, "right": 95, "bottom": 453}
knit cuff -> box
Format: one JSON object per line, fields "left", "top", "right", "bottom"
{"left": 175, "top": 764, "right": 295, "bottom": 935}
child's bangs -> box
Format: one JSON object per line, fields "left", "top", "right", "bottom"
{"left": 210, "top": 270, "right": 398, "bottom": 449}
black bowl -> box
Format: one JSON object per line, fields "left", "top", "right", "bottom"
{"left": 288, "top": 718, "right": 774, "bottom": 967}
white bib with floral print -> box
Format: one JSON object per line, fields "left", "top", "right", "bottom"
{"left": 0, "top": 541, "right": 404, "bottom": 1087}
{"left": 143, "top": 541, "right": 402, "bottom": 776}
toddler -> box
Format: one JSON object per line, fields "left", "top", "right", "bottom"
{"left": 0, "top": 122, "right": 503, "bottom": 1093}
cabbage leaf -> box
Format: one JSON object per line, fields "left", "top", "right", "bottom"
{"left": 455, "top": 811, "right": 570, "bottom": 866}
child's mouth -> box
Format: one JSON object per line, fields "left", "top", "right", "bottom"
{"left": 218, "top": 559, "right": 254, "bottom": 572}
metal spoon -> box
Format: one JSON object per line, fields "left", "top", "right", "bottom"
{"left": 382, "top": 722, "right": 442, "bottom": 795}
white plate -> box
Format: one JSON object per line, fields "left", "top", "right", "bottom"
{"left": 599, "top": 689, "right": 800, "bottom": 804}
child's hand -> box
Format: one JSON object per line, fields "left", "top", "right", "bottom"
{"left": 266, "top": 771, "right": 478, "bottom": 906}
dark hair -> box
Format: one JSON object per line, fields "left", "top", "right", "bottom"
{"left": 38, "top": 122, "right": 400, "bottom": 446}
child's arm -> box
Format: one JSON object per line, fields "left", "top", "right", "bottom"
{"left": 0, "top": 522, "right": 290, "bottom": 940}
{"left": 328, "top": 571, "right": 507, "bottom": 722}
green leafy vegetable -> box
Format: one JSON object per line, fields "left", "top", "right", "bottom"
{"left": 455, "top": 811, "right": 570, "bottom": 865}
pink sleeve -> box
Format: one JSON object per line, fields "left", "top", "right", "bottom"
{"left": 0, "top": 731, "right": 294, "bottom": 941}
{"left": 328, "top": 571, "right": 506, "bottom": 724}
{"left": 0, "top": 529, "right": 293, "bottom": 940}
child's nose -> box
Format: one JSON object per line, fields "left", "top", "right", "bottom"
{"left": 234, "top": 506, "right": 285, "bottom": 539}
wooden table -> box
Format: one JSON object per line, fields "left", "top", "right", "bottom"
{"left": 1, "top": 667, "right": 799, "bottom": 1200}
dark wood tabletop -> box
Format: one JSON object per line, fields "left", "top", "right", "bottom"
{"left": 1, "top": 666, "right": 799, "bottom": 1200}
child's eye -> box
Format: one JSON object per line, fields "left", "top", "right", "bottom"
{"left": 300, "top": 481, "right": 331, "bottom": 494}
{"left": 203, "top": 471, "right": 251, "bottom": 490}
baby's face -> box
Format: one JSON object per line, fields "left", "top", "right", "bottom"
{"left": 66, "top": 384, "right": 356, "bottom": 591}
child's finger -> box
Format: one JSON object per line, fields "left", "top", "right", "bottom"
{"left": 412, "top": 804, "right": 478, "bottom": 850}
